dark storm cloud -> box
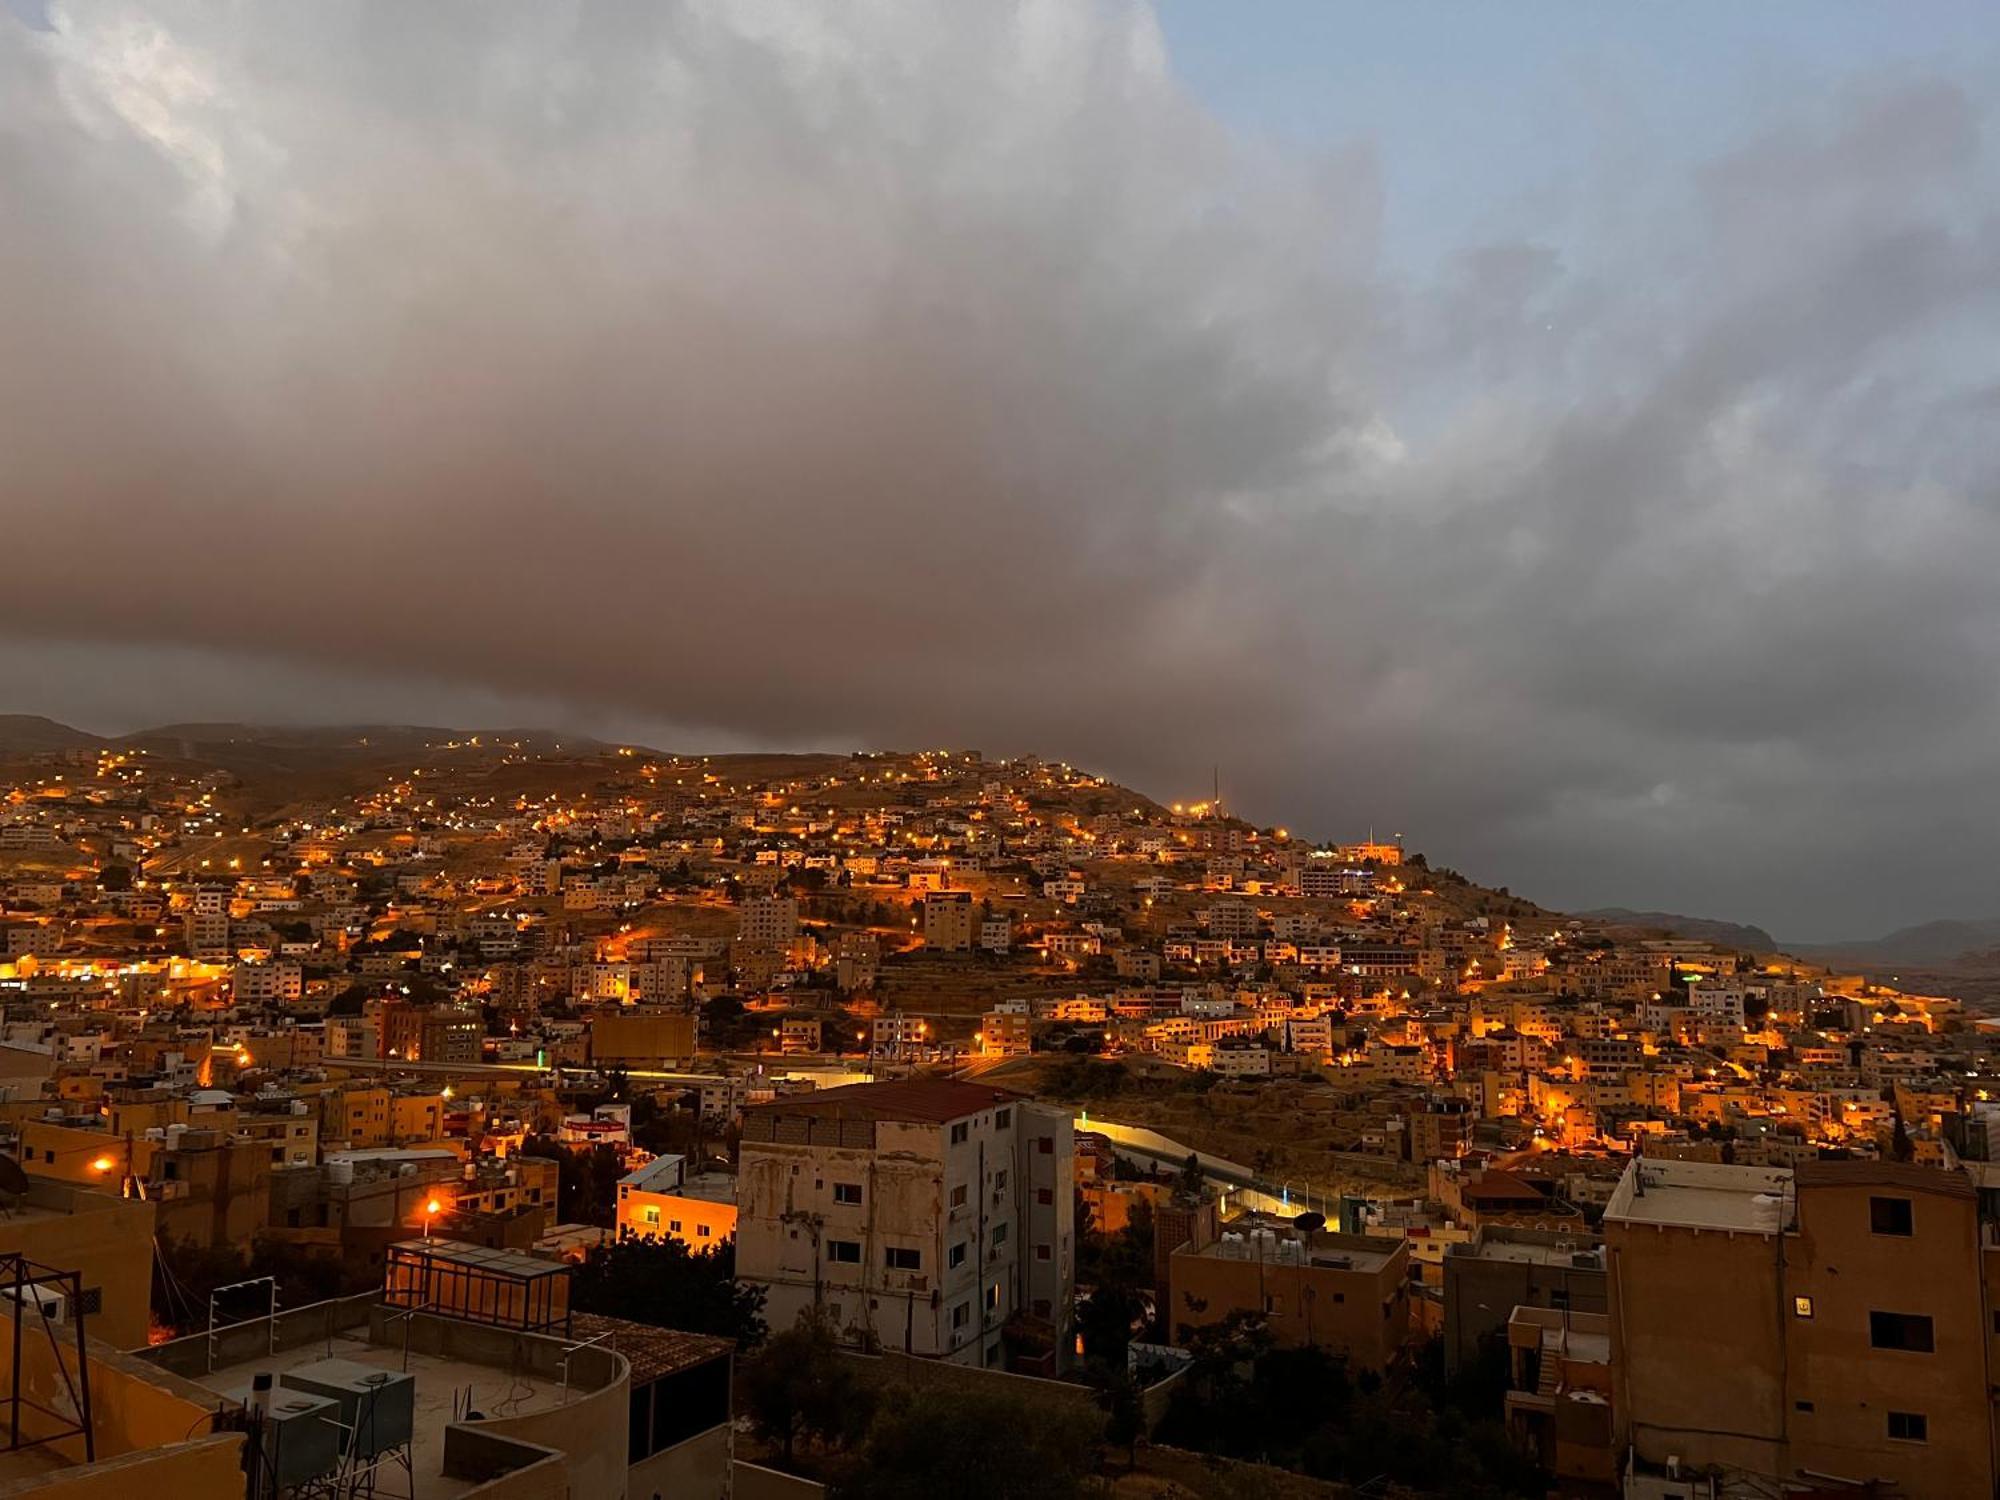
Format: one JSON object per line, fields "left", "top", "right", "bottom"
{"left": 2, "top": 4, "right": 1998, "bottom": 937}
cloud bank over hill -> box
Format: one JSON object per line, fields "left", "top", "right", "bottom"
{"left": 4, "top": 2, "right": 1998, "bottom": 936}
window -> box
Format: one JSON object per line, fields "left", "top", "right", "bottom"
{"left": 1795, "top": 1400, "right": 1815, "bottom": 1413}
{"left": 993, "top": 1170, "right": 1008, "bottom": 1191}
{"left": 1036, "top": 1137, "right": 1053, "bottom": 1155}
{"left": 827, "top": 1239, "right": 862, "bottom": 1264}
{"left": 1870, "top": 1197, "right": 1914, "bottom": 1236}
{"left": 1036, "top": 1187, "right": 1053, "bottom": 1205}
{"left": 950, "top": 1123, "right": 970, "bottom": 1145}
{"left": 76, "top": 1287, "right": 101, "bottom": 1316}
{"left": 986, "top": 1283, "right": 1001, "bottom": 1310}
{"left": 886, "top": 1247, "right": 922, "bottom": 1271}
{"left": 1887, "top": 1412, "right": 1928, "bottom": 1443}
{"left": 669, "top": 1219, "right": 682, "bottom": 1233}
{"left": 995, "top": 1108, "right": 1012, "bottom": 1128}
{"left": 642, "top": 1206, "right": 661, "bottom": 1226}
{"left": 1793, "top": 1296, "right": 1814, "bottom": 1319}
{"left": 952, "top": 1301, "right": 970, "bottom": 1329}
{"left": 833, "top": 1182, "right": 863, "bottom": 1206}
{"left": 1870, "top": 1312, "right": 1935, "bottom": 1353}
{"left": 991, "top": 1222, "right": 1008, "bottom": 1246}
{"left": 698, "top": 1224, "right": 711, "bottom": 1238}
{"left": 950, "top": 1183, "right": 968, "bottom": 1209}
{"left": 949, "top": 1242, "right": 967, "bottom": 1268}
{"left": 1036, "top": 1244, "right": 1051, "bottom": 1261}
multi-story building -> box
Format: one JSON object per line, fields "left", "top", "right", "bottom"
{"left": 921, "top": 890, "right": 975, "bottom": 951}
{"left": 735, "top": 1080, "right": 1075, "bottom": 1373}
{"left": 737, "top": 894, "right": 799, "bottom": 946}
{"left": 1604, "top": 1156, "right": 1996, "bottom": 1497}
{"left": 616, "top": 1154, "right": 739, "bottom": 1250}
{"left": 232, "top": 959, "right": 303, "bottom": 1004}
{"left": 1168, "top": 1213, "right": 1410, "bottom": 1369}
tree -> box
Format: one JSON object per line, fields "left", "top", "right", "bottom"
{"left": 1098, "top": 1370, "right": 1143, "bottom": 1469}
{"left": 742, "top": 1313, "right": 870, "bottom": 1466}
{"left": 570, "top": 1235, "right": 766, "bottom": 1348}
{"left": 840, "top": 1385, "right": 1101, "bottom": 1500}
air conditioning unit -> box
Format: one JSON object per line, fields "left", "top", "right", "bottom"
{"left": 280, "top": 1359, "right": 416, "bottom": 1459}
{"left": 3, "top": 1283, "right": 68, "bottom": 1324}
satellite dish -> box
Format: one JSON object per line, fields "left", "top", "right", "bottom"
{"left": 1292, "top": 1211, "right": 1326, "bottom": 1235}
{"left": 0, "top": 1155, "right": 30, "bottom": 1197}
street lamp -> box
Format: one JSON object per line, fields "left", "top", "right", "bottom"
{"left": 424, "top": 1197, "right": 442, "bottom": 1238}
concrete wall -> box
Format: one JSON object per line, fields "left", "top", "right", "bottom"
{"left": 1, "top": 1322, "right": 222, "bottom": 1465}
{"left": 11, "top": 1178, "right": 157, "bottom": 1350}
{"left": 1782, "top": 1178, "right": 1994, "bottom": 1498}
{"left": 143, "top": 1289, "right": 379, "bottom": 1378}
{"left": 390, "top": 1313, "right": 630, "bottom": 1500}
{"left": 0, "top": 1434, "right": 244, "bottom": 1500}
{"left": 733, "top": 1460, "right": 827, "bottom": 1500}
{"left": 445, "top": 1423, "right": 571, "bottom": 1500}
{"left": 1607, "top": 1223, "right": 1786, "bottom": 1477}
{"left": 629, "top": 1425, "right": 730, "bottom": 1500}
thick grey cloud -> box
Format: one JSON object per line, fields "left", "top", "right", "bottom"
{"left": 3, "top": 4, "right": 1998, "bottom": 938}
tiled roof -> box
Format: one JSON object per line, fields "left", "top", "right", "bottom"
{"left": 568, "top": 1313, "right": 733, "bottom": 1382}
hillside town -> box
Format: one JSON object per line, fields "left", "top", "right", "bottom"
{"left": 6, "top": 727, "right": 2000, "bottom": 1498}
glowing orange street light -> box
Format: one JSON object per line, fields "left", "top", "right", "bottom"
{"left": 91, "top": 1156, "right": 115, "bottom": 1174}
{"left": 424, "top": 1197, "right": 443, "bottom": 1238}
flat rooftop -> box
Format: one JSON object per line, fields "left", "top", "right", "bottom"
{"left": 1602, "top": 1158, "right": 1794, "bottom": 1235}
{"left": 192, "top": 1330, "right": 570, "bottom": 1500}
{"left": 1457, "top": 1236, "right": 1600, "bottom": 1267}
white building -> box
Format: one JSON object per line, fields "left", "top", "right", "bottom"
{"left": 735, "top": 1080, "right": 1075, "bottom": 1373}
{"left": 233, "top": 960, "right": 303, "bottom": 1004}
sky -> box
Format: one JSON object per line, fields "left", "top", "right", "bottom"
{"left": 3, "top": 2, "right": 1999, "bottom": 941}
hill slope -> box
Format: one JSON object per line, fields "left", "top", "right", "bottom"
{"left": 1577, "top": 908, "right": 1777, "bottom": 952}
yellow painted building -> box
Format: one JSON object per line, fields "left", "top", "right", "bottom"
{"left": 2, "top": 1175, "right": 157, "bottom": 1349}
{"left": 615, "top": 1155, "right": 739, "bottom": 1250}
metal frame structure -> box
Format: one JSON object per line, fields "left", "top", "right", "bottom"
{"left": 208, "top": 1274, "right": 278, "bottom": 1374}
{"left": 382, "top": 1242, "right": 570, "bottom": 1335}
{"left": 0, "top": 1254, "right": 94, "bottom": 1463}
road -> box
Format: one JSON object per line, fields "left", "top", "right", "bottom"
{"left": 1076, "top": 1113, "right": 1340, "bottom": 1219}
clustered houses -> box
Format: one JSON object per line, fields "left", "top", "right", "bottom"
{"left": 12, "top": 734, "right": 2000, "bottom": 1493}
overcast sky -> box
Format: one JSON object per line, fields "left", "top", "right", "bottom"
{"left": 4, "top": 2, "right": 1999, "bottom": 941}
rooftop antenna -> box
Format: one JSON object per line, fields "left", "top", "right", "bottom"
{"left": 1212, "top": 764, "right": 1221, "bottom": 814}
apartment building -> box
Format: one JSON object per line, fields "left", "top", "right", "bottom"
{"left": 1604, "top": 1156, "right": 1996, "bottom": 1497}
{"left": 735, "top": 1079, "right": 1075, "bottom": 1373}
{"left": 1167, "top": 1212, "right": 1410, "bottom": 1370}
{"left": 737, "top": 894, "right": 800, "bottom": 946}
{"left": 616, "top": 1153, "right": 739, "bottom": 1249}
{"left": 921, "top": 890, "right": 975, "bottom": 951}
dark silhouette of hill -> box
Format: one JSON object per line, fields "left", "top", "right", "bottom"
{"left": 1578, "top": 908, "right": 1777, "bottom": 952}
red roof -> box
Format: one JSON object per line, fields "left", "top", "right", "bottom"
{"left": 746, "top": 1078, "right": 1026, "bottom": 1125}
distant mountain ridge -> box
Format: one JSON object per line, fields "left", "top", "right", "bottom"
{"left": 0, "top": 714, "right": 107, "bottom": 754}
{"left": 0, "top": 715, "right": 629, "bottom": 771}
{"left": 1787, "top": 918, "right": 2000, "bottom": 968}
{"left": 1577, "top": 908, "right": 1778, "bottom": 953}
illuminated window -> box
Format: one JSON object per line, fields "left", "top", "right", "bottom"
{"left": 1793, "top": 1296, "right": 1814, "bottom": 1319}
